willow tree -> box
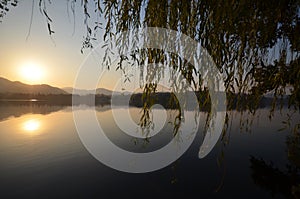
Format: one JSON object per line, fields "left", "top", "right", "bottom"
{"left": 82, "top": 0, "right": 299, "bottom": 110}
{"left": 1, "top": 0, "right": 300, "bottom": 127}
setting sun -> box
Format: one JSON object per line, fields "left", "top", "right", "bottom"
{"left": 19, "top": 62, "right": 44, "bottom": 84}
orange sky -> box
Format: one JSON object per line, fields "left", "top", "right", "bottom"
{"left": 0, "top": 1, "right": 126, "bottom": 90}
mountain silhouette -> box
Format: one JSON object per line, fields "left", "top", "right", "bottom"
{"left": 0, "top": 77, "right": 67, "bottom": 94}
{"left": 63, "top": 84, "right": 171, "bottom": 96}
{"left": 63, "top": 87, "right": 121, "bottom": 96}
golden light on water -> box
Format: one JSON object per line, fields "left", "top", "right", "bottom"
{"left": 23, "top": 119, "right": 40, "bottom": 132}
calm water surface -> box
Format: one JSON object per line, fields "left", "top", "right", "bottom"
{"left": 0, "top": 105, "right": 298, "bottom": 198}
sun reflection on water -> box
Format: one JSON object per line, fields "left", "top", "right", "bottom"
{"left": 23, "top": 119, "right": 41, "bottom": 132}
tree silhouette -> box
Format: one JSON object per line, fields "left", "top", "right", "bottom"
{"left": 1, "top": 0, "right": 299, "bottom": 106}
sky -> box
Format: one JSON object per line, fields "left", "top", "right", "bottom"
{"left": 0, "top": 0, "right": 124, "bottom": 90}
{"left": 1, "top": 1, "right": 289, "bottom": 93}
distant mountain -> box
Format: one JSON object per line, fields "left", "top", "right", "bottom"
{"left": 63, "top": 87, "right": 121, "bottom": 96}
{"left": 0, "top": 77, "right": 67, "bottom": 94}
{"left": 63, "top": 85, "right": 172, "bottom": 96}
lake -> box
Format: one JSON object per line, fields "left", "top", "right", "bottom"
{"left": 0, "top": 104, "right": 299, "bottom": 198}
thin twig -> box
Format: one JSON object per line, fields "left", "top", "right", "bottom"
{"left": 26, "top": 0, "right": 35, "bottom": 41}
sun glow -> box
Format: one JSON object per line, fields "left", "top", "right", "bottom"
{"left": 19, "top": 62, "right": 44, "bottom": 84}
{"left": 23, "top": 119, "right": 40, "bottom": 132}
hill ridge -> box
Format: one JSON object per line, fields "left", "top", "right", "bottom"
{"left": 0, "top": 77, "right": 67, "bottom": 94}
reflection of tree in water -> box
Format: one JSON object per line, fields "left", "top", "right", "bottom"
{"left": 250, "top": 131, "right": 300, "bottom": 198}
{"left": 0, "top": 104, "right": 66, "bottom": 122}
{"left": 250, "top": 156, "right": 299, "bottom": 198}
